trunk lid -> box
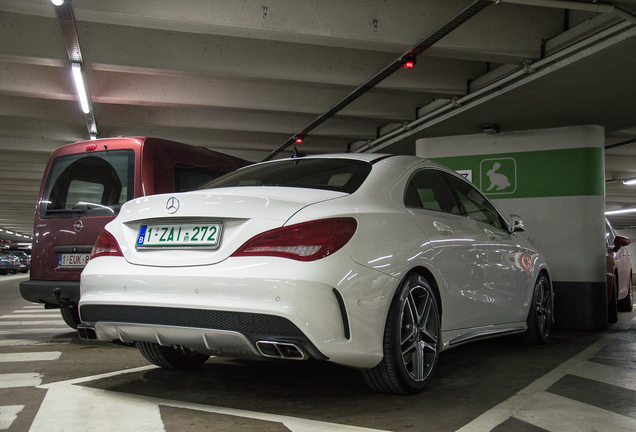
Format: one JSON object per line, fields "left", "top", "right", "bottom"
{"left": 110, "top": 187, "right": 346, "bottom": 267}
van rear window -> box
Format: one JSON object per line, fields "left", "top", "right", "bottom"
{"left": 41, "top": 150, "right": 134, "bottom": 217}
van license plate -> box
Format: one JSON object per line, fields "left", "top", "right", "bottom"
{"left": 136, "top": 223, "right": 222, "bottom": 248}
{"left": 58, "top": 253, "right": 90, "bottom": 268}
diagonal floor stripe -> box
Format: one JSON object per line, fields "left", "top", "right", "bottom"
{"left": 515, "top": 391, "right": 636, "bottom": 432}
{"left": 571, "top": 360, "right": 636, "bottom": 392}
{"left": 0, "top": 314, "right": 61, "bottom": 319}
{"left": 455, "top": 315, "right": 636, "bottom": 432}
{"left": 33, "top": 366, "right": 390, "bottom": 432}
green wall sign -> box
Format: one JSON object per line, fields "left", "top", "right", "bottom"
{"left": 430, "top": 147, "right": 604, "bottom": 199}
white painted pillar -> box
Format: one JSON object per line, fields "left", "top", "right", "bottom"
{"left": 417, "top": 125, "right": 607, "bottom": 330}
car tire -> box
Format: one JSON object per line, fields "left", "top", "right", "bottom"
{"left": 136, "top": 342, "right": 210, "bottom": 370}
{"left": 521, "top": 273, "right": 553, "bottom": 345}
{"left": 608, "top": 275, "right": 619, "bottom": 324}
{"left": 60, "top": 307, "right": 81, "bottom": 329}
{"left": 617, "top": 275, "right": 634, "bottom": 313}
{"left": 361, "top": 273, "right": 440, "bottom": 395}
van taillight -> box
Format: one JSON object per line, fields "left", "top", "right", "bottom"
{"left": 90, "top": 229, "right": 123, "bottom": 260}
{"left": 231, "top": 218, "right": 357, "bottom": 261}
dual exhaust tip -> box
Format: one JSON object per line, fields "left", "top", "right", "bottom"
{"left": 77, "top": 324, "right": 308, "bottom": 361}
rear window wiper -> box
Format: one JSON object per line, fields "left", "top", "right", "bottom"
{"left": 45, "top": 208, "right": 86, "bottom": 214}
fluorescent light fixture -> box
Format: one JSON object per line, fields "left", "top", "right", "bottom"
{"left": 51, "top": 0, "right": 64, "bottom": 6}
{"left": 605, "top": 207, "right": 636, "bottom": 215}
{"left": 71, "top": 62, "right": 91, "bottom": 114}
{"left": 623, "top": 178, "right": 636, "bottom": 186}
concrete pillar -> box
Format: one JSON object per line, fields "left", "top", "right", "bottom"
{"left": 416, "top": 125, "right": 606, "bottom": 330}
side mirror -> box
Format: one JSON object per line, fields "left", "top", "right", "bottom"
{"left": 510, "top": 214, "right": 525, "bottom": 233}
{"left": 614, "top": 235, "right": 631, "bottom": 251}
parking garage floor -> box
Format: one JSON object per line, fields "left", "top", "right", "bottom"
{"left": 1, "top": 274, "right": 635, "bottom": 432}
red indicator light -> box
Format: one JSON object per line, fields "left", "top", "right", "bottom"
{"left": 295, "top": 136, "right": 303, "bottom": 144}
{"left": 401, "top": 54, "right": 417, "bottom": 69}
{"left": 85, "top": 143, "right": 97, "bottom": 151}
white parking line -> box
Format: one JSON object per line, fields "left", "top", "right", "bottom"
{"left": 0, "top": 352, "right": 61, "bottom": 363}
{"left": 0, "top": 405, "right": 24, "bottom": 430}
{"left": 0, "top": 321, "right": 67, "bottom": 327}
{"left": 515, "top": 391, "right": 636, "bottom": 432}
{"left": 12, "top": 310, "right": 52, "bottom": 314}
{"left": 0, "top": 373, "right": 43, "bottom": 388}
{"left": 0, "top": 328, "right": 74, "bottom": 335}
{"left": 32, "top": 366, "right": 390, "bottom": 432}
{"left": 455, "top": 315, "right": 636, "bottom": 432}
{"left": 0, "top": 314, "right": 61, "bottom": 319}
{"left": 0, "top": 339, "right": 71, "bottom": 347}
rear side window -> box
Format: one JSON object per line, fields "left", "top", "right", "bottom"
{"left": 200, "top": 159, "right": 372, "bottom": 194}
{"left": 41, "top": 150, "right": 134, "bottom": 217}
{"left": 443, "top": 174, "right": 507, "bottom": 231}
{"left": 405, "top": 169, "right": 461, "bottom": 215}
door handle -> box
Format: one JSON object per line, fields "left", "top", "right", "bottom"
{"left": 434, "top": 221, "right": 453, "bottom": 236}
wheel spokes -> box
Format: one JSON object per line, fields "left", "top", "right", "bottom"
{"left": 400, "top": 285, "right": 439, "bottom": 382}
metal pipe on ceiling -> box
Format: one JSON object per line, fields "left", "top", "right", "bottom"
{"left": 357, "top": 17, "right": 635, "bottom": 153}
{"left": 261, "top": 0, "right": 493, "bottom": 162}
{"left": 489, "top": 0, "right": 636, "bottom": 25}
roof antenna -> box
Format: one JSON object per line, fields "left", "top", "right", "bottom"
{"left": 291, "top": 147, "right": 306, "bottom": 159}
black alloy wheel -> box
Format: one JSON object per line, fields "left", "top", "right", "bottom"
{"left": 361, "top": 273, "right": 441, "bottom": 395}
{"left": 522, "top": 273, "right": 553, "bottom": 344}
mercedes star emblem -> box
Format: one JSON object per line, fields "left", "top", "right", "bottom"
{"left": 166, "top": 197, "right": 180, "bottom": 214}
{"left": 73, "top": 220, "right": 84, "bottom": 232}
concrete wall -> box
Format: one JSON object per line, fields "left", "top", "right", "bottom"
{"left": 416, "top": 125, "right": 607, "bottom": 330}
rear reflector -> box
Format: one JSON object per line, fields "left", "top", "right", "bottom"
{"left": 232, "top": 218, "right": 357, "bottom": 261}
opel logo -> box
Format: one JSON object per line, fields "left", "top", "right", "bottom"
{"left": 73, "top": 220, "right": 84, "bottom": 232}
{"left": 166, "top": 197, "right": 180, "bottom": 214}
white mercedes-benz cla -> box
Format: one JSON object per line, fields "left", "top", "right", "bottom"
{"left": 78, "top": 153, "right": 553, "bottom": 394}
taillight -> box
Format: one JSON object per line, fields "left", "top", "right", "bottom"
{"left": 90, "top": 229, "right": 123, "bottom": 260}
{"left": 232, "top": 218, "right": 357, "bottom": 261}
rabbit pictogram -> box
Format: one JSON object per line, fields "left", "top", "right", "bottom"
{"left": 486, "top": 162, "right": 510, "bottom": 191}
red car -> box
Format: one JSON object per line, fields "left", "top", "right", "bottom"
{"left": 606, "top": 218, "right": 633, "bottom": 323}
{"left": 20, "top": 137, "right": 249, "bottom": 329}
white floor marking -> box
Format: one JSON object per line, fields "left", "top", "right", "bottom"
{"left": 22, "top": 306, "right": 45, "bottom": 309}
{"left": 514, "top": 391, "right": 636, "bottom": 432}
{"left": 0, "top": 328, "right": 74, "bottom": 335}
{"left": 0, "top": 321, "right": 67, "bottom": 327}
{"left": 571, "top": 360, "right": 636, "bottom": 392}
{"left": 12, "top": 310, "right": 52, "bottom": 314}
{"left": 0, "top": 314, "right": 61, "bottom": 319}
{"left": 0, "top": 405, "right": 24, "bottom": 430}
{"left": 0, "top": 339, "right": 71, "bottom": 347}
{"left": 30, "top": 384, "right": 166, "bottom": 432}
{"left": 0, "top": 373, "right": 43, "bottom": 388}
{"left": 32, "top": 365, "right": 390, "bottom": 432}
{"left": 0, "top": 352, "right": 61, "bottom": 363}
{"left": 455, "top": 315, "right": 636, "bottom": 432}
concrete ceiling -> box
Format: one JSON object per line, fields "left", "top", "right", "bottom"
{"left": 1, "top": 0, "right": 636, "bottom": 245}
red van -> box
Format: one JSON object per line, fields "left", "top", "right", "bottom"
{"left": 20, "top": 137, "right": 249, "bottom": 328}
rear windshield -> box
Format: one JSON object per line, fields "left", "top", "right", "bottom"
{"left": 199, "top": 158, "right": 372, "bottom": 194}
{"left": 41, "top": 150, "right": 134, "bottom": 218}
